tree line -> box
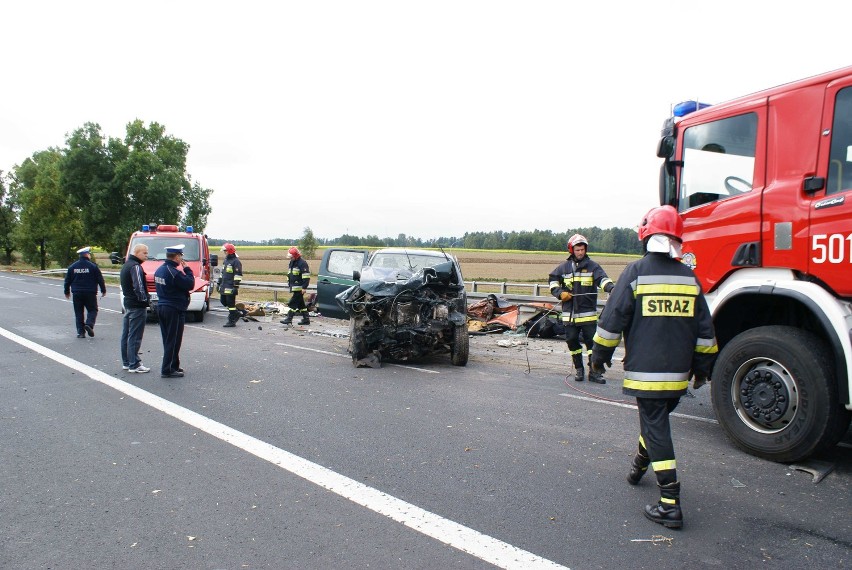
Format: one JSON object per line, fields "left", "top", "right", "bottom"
{"left": 0, "top": 120, "right": 212, "bottom": 269}
{"left": 211, "top": 226, "right": 644, "bottom": 256}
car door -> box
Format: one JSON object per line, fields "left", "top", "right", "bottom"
{"left": 316, "top": 248, "right": 368, "bottom": 319}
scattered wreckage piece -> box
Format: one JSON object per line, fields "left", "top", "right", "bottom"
{"left": 466, "top": 293, "right": 561, "bottom": 338}
{"left": 337, "top": 257, "right": 469, "bottom": 368}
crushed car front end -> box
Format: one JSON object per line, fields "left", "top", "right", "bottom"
{"left": 337, "top": 261, "right": 469, "bottom": 368}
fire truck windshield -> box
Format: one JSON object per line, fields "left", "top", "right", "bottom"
{"left": 130, "top": 237, "right": 201, "bottom": 261}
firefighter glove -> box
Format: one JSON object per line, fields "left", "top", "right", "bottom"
{"left": 559, "top": 291, "right": 573, "bottom": 301}
{"left": 692, "top": 374, "right": 710, "bottom": 390}
{"left": 590, "top": 358, "right": 611, "bottom": 375}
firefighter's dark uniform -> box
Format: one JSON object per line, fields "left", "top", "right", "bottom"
{"left": 219, "top": 253, "right": 243, "bottom": 327}
{"left": 549, "top": 255, "right": 613, "bottom": 381}
{"left": 154, "top": 255, "right": 195, "bottom": 377}
{"left": 284, "top": 257, "right": 311, "bottom": 325}
{"left": 64, "top": 253, "right": 106, "bottom": 337}
{"left": 591, "top": 251, "right": 717, "bottom": 528}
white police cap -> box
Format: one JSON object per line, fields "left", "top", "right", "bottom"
{"left": 165, "top": 244, "right": 186, "bottom": 254}
{"left": 76, "top": 246, "right": 91, "bottom": 255}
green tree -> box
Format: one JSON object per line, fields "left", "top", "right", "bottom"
{"left": 299, "top": 226, "right": 318, "bottom": 259}
{"left": 181, "top": 179, "right": 214, "bottom": 232}
{"left": 61, "top": 122, "right": 119, "bottom": 248}
{"left": 58, "top": 119, "right": 212, "bottom": 254}
{"left": 0, "top": 171, "right": 20, "bottom": 265}
{"left": 12, "top": 150, "right": 84, "bottom": 269}
{"left": 110, "top": 120, "right": 192, "bottom": 251}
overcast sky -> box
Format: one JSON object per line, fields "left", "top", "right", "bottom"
{"left": 2, "top": 1, "right": 850, "bottom": 242}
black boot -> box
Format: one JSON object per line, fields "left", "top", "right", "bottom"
{"left": 298, "top": 314, "right": 310, "bottom": 326}
{"left": 587, "top": 355, "right": 606, "bottom": 383}
{"left": 223, "top": 316, "right": 237, "bottom": 327}
{"left": 280, "top": 313, "right": 293, "bottom": 325}
{"left": 627, "top": 453, "right": 650, "bottom": 485}
{"left": 644, "top": 481, "right": 683, "bottom": 529}
{"left": 572, "top": 354, "right": 584, "bottom": 382}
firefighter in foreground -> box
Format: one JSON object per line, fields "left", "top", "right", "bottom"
{"left": 548, "top": 234, "right": 614, "bottom": 383}
{"left": 590, "top": 205, "right": 717, "bottom": 529}
{"left": 218, "top": 243, "right": 243, "bottom": 327}
{"left": 280, "top": 246, "right": 310, "bottom": 326}
{"left": 64, "top": 246, "right": 107, "bottom": 338}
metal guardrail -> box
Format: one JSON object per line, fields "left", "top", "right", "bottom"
{"left": 30, "top": 269, "right": 571, "bottom": 305}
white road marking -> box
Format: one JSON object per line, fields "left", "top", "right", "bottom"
{"left": 0, "top": 326, "right": 568, "bottom": 570}
{"left": 559, "top": 392, "right": 719, "bottom": 424}
{"left": 2, "top": 288, "right": 37, "bottom": 295}
{"left": 275, "top": 342, "right": 441, "bottom": 374}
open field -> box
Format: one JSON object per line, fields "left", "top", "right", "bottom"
{"left": 224, "top": 247, "right": 637, "bottom": 284}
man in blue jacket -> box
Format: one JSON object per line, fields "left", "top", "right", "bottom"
{"left": 154, "top": 244, "right": 195, "bottom": 378}
{"left": 64, "top": 246, "right": 107, "bottom": 338}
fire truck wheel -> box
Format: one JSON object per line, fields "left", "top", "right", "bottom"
{"left": 450, "top": 324, "right": 469, "bottom": 366}
{"left": 711, "top": 325, "right": 850, "bottom": 463}
{"left": 193, "top": 310, "right": 205, "bottom": 323}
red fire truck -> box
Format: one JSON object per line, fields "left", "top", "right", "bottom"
{"left": 111, "top": 224, "right": 217, "bottom": 322}
{"left": 656, "top": 65, "right": 852, "bottom": 462}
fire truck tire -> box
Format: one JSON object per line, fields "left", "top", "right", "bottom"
{"left": 193, "top": 309, "right": 205, "bottom": 323}
{"left": 710, "top": 325, "right": 848, "bottom": 463}
{"left": 451, "top": 324, "right": 469, "bottom": 366}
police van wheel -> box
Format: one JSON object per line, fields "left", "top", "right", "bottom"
{"left": 711, "top": 325, "right": 849, "bottom": 463}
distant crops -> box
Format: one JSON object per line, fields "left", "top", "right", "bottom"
{"left": 233, "top": 247, "right": 637, "bottom": 284}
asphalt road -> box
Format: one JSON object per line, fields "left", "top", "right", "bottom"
{"left": 1, "top": 272, "right": 850, "bottom": 569}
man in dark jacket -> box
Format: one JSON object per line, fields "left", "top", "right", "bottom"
{"left": 120, "top": 244, "right": 150, "bottom": 373}
{"left": 548, "top": 234, "right": 614, "bottom": 383}
{"left": 64, "top": 246, "right": 107, "bottom": 338}
{"left": 154, "top": 244, "right": 196, "bottom": 378}
{"left": 591, "top": 206, "right": 718, "bottom": 529}
{"left": 218, "top": 243, "right": 243, "bottom": 327}
{"left": 281, "top": 246, "right": 311, "bottom": 326}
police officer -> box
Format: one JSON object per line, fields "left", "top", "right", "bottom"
{"left": 590, "top": 206, "right": 718, "bottom": 529}
{"left": 154, "top": 244, "right": 195, "bottom": 378}
{"left": 64, "top": 246, "right": 107, "bottom": 338}
{"left": 280, "top": 246, "right": 310, "bottom": 326}
{"left": 548, "top": 234, "right": 614, "bottom": 383}
{"left": 218, "top": 243, "right": 243, "bottom": 327}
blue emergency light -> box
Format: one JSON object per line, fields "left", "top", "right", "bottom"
{"left": 142, "top": 224, "right": 150, "bottom": 232}
{"left": 673, "top": 100, "right": 712, "bottom": 118}
{"left": 186, "top": 226, "right": 194, "bottom": 233}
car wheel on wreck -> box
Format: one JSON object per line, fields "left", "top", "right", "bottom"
{"left": 450, "top": 324, "right": 469, "bottom": 366}
{"left": 349, "top": 318, "right": 368, "bottom": 364}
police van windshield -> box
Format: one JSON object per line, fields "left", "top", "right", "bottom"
{"left": 130, "top": 237, "right": 201, "bottom": 261}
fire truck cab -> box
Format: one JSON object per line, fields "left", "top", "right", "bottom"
{"left": 657, "top": 66, "right": 852, "bottom": 462}
{"left": 112, "top": 224, "right": 218, "bottom": 322}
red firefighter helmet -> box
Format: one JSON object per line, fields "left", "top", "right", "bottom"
{"left": 288, "top": 246, "right": 301, "bottom": 259}
{"left": 221, "top": 243, "right": 236, "bottom": 254}
{"left": 638, "top": 205, "right": 683, "bottom": 242}
{"left": 567, "top": 233, "right": 589, "bottom": 254}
